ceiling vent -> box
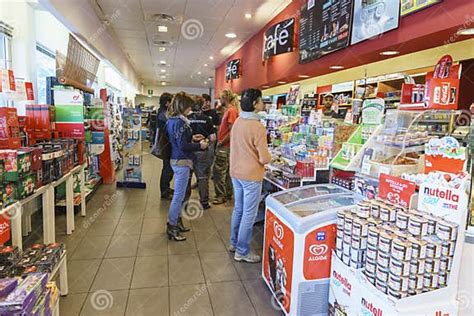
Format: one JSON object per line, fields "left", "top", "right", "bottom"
{"left": 149, "top": 13, "right": 177, "bottom": 23}
{"left": 152, "top": 39, "right": 174, "bottom": 47}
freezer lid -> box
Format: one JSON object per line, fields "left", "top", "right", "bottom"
{"left": 271, "top": 184, "right": 350, "bottom": 206}
{"left": 285, "top": 195, "right": 355, "bottom": 218}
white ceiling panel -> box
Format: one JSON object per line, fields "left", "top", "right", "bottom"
{"left": 95, "top": 0, "right": 290, "bottom": 88}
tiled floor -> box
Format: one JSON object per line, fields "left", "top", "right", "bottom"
{"left": 25, "top": 152, "right": 282, "bottom": 316}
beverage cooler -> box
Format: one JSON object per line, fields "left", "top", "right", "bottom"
{"left": 262, "top": 184, "right": 356, "bottom": 316}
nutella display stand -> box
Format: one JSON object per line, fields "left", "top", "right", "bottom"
{"left": 263, "top": 184, "right": 355, "bottom": 315}
{"left": 328, "top": 175, "right": 469, "bottom": 315}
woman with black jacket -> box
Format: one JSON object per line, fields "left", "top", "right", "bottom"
{"left": 166, "top": 92, "right": 209, "bottom": 241}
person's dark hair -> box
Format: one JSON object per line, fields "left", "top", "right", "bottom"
{"left": 167, "top": 92, "right": 194, "bottom": 117}
{"left": 202, "top": 94, "right": 211, "bottom": 102}
{"left": 240, "top": 89, "right": 263, "bottom": 112}
{"left": 159, "top": 93, "right": 173, "bottom": 110}
{"left": 193, "top": 96, "right": 205, "bottom": 112}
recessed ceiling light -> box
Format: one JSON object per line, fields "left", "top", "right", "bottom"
{"left": 299, "top": 75, "right": 310, "bottom": 78}
{"left": 204, "top": 64, "right": 208, "bottom": 67}
{"left": 204, "top": 81, "right": 208, "bottom": 84}
{"left": 160, "top": 69, "right": 166, "bottom": 73}
{"left": 277, "top": 81, "right": 287, "bottom": 84}
{"left": 208, "top": 77, "right": 213, "bottom": 80}
{"left": 457, "top": 28, "right": 474, "bottom": 35}
{"left": 159, "top": 47, "right": 166, "bottom": 52}
{"left": 380, "top": 51, "right": 400, "bottom": 56}
{"left": 209, "top": 56, "right": 214, "bottom": 60}
{"left": 161, "top": 82, "right": 167, "bottom": 86}
{"left": 262, "top": 85, "right": 270, "bottom": 88}
{"left": 330, "top": 65, "right": 344, "bottom": 70}
{"left": 245, "top": 13, "right": 252, "bottom": 19}
{"left": 160, "top": 75, "right": 166, "bottom": 79}
{"left": 158, "top": 25, "right": 168, "bottom": 33}
{"left": 148, "top": 95, "right": 152, "bottom": 98}
{"left": 160, "top": 60, "right": 167, "bottom": 65}
{"left": 198, "top": 71, "right": 201, "bottom": 75}
{"left": 225, "top": 32, "right": 237, "bottom": 39}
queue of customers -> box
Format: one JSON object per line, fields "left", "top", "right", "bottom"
{"left": 156, "top": 88, "right": 270, "bottom": 263}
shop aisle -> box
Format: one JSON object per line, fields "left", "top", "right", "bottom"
{"left": 48, "top": 152, "right": 280, "bottom": 316}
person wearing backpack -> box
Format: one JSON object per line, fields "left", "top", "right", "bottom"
{"left": 166, "top": 92, "right": 209, "bottom": 241}
{"left": 157, "top": 92, "right": 174, "bottom": 200}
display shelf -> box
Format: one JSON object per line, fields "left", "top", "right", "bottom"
{"left": 263, "top": 175, "right": 288, "bottom": 191}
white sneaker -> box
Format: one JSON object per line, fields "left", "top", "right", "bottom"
{"left": 234, "top": 252, "right": 261, "bottom": 263}
{"left": 228, "top": 245, "right": 236, "bottom": 253}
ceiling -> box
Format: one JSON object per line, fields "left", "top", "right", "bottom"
{"left": 91, "top": 0, "right": 291, "bottom": 88}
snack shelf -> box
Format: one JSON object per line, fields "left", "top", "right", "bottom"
{"left": 48, "top": 252, "right": 68, "bottom": 296}
{"left": 263, "top": 174, "right": 288, "bottom": 191}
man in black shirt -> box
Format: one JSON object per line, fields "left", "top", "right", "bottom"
{"left": 202, "top": 94, "right": 221, "bottom": 127}
{"left": 188, "top": 96, "right": 217, "bottom": 209}
{"left": 157, "top": 92, "right": 174, "bottom": 200}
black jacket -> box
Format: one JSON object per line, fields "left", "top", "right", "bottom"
{"left": 157, "top": 107, "right": 168, "bottom": 132}
{"left": 188, "top": 112, "right": 216, "bottom": 138}
{"left": 203, "top": 109, "right": 221, "bottom": 127}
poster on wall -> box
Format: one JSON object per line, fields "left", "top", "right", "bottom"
{"left": 351, "top": 0, "right": 400, "bottom": 45}
{"left": 225, "top": 59, "right": 240, "bottom": 81}
{"left": 286, "top": 84, "right": 300, "bottom": 105}
{"left": 401, "top": 0, "right": 442, "bottom": 16}
{"left": 299, "top": 0, "right": 354, "bottom": 64}
{"left": 263, "top": 18, "right": 295, "bottom": 60}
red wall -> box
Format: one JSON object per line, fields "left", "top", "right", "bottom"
{"left": 215, "top": 0, "right": 474, "bottom": 95}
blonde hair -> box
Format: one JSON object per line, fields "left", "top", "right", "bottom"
{"left": 220, "top": 89, "right": 234, "bottom": 105}
{"left": 167, "top": 92, "right": 194, "bottom": 117}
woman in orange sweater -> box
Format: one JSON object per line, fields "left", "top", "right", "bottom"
{"left": 229, "top": 88, "right": 272, "bottom": 263}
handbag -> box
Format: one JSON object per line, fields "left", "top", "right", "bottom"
{"left": 151, "top": 126, "right": 171, "bottom": 160}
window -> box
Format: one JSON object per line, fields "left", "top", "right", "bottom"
{"left": 35, "top": 43, "right": 55, "bottom": 104}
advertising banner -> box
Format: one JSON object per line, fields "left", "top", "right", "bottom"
{"left": 299, "top": 0, "right": 353, "bottom": 63}
{"left": 303, "top": 224, "right": 336, "bottom": 280}
{"left": 401, "top": 0, "right": 443, "bottom": 16}
{"left": 263, "top": 18, "right": 295, "bottom": 60}
{"left": 328, "top": 254, "right": 361, "bottom": 316}
{"left": 263, "top": 209, "right": 294, "bottom": 313}
{"left": 351, "top": 0, "right": 400, "bottom": 45}
{"left": 225, "top": 59, "right": 241, "bottom": 81}
{"left": 54, "top": 89, "right": 85, "bottom": 138}
{"left": 121, "top": 108, "right": 145, "bottom": 184}
{"left": 361, "top": 99, "right": 384, "bottom": 125}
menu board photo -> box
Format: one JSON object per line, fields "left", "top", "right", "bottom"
{"left": 351, "top": 0, "right": 400, "bottom": 45}
{"left": 299, "top": 0, "right": 354, "bottom": 64}
{"left": 401, "top": 0, "right": 442, "bottom": 16}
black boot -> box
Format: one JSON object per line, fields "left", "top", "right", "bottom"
{"left": 167, "top": 223, "right": 186, "bottom": 241}
{"left": 177, "top": 217, "right": 191, "bottom": 233}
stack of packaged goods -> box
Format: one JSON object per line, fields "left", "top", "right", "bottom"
{"left": 0, "top": 273, "right": 58, "bottom": 315}
{"left": 0, "top": 243, "right": 65, "bottom": 277}
{"left": 335, "top": 199, "right": 458, "bottom": 299}
{"left": 0, "top": 149, "right": 36, "bottom": 206}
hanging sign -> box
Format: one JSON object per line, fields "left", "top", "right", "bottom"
{"left": 7, "top": 70, "right": 15, "bottom": 91}
{"left": 263, "top": 18, "right": 295, "bottom": 60}
{"left": 54, "top": 89, "right": 85, "bottom": 138}
{"left": 379, "top": 174, "right": 416, "bottom": 208}
{"left": 25, "top": 82, "right": 35, "bottom": 101}
{"left": 225, "top": 59, "right": 241, "bottom": 80}
{"left": 361, "top": 99, "right": 384, "bottom": 124}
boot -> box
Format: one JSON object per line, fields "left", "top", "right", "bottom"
{"left": 167, "top": 223, "right": 186, "bottom": 241}
{"left": 177, "top": 217, "right": 191, "bottom": 233}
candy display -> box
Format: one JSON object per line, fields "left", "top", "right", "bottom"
{"left": 401, "top": 171, "right": 470, "bottom": 190}
{"left": 335, "top": 198, "right": 458, "bottom": 299}
{"left": 0, "top": 273, "right": 48, "bottom": 314}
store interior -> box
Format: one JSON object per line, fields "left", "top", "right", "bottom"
{"left": 0, "top": 0, "right": 473, "bottom": 315}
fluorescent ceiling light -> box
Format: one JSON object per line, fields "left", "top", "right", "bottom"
{"left": 225, "top": 33, "right": 237, "bottom": 39}
{"left": 330, "top": 65, "right": 344, "bottom": 70}
{"left": 158, "top": 25, "right": 168, "bottom": 33}
{"left": 380, "top": 51, "right": 400, "bottom": 56}
{"left": 457, "top": 28, "right": 474, "bottom": 35}
{"left": 160, "top": 75, "right": 166, "bottom": 79}
{"left": 245, "top": 13, "right": 252, "bottom": 19}
{"left": 160, "top": 69, "right": 166, "bottom": 73}
{"left": 159, "top": 47, "right": 166, "bottom": 52}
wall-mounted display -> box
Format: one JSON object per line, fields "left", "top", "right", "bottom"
{"left": 263, "top": 18, "right": 295, "bottom": 60}
{"left": 401, "top": 0, "right": 442, "bottom": 16}
{"left": 225, "top": 59, "right": 241, "bottom": 81}
{"left": 299, "top": 0, "right": 354, "bottom": 64}
{"left": 351, "top": 0, "right": 400, "bottom": 45}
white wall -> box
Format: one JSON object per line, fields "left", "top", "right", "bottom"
{"left": 135, "top": 95, "right": 159, "bottom": 108}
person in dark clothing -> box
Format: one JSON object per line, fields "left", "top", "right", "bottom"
{"left": 166, "top": 92, "right": 209, "bottom": 241}
{"left": 157, "top": 92, "right": 175, "bottom": 200}
{"left": 188, "top": 96, "right": 217, "bottom": 209}
{"left": 201, "top": 94, "right": 221, "bottom": 127}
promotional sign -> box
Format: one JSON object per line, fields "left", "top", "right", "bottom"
{"left": 7, "top": 70, "right": 15, "bottom": 91}
{"left": 303, "top": 224, "right": 336, "bottom": 280}
{"left": 286, "top": 84, "right": 300, "bottom": 106}
{"left": 0, "top": 216, "right": 11, "bottom": 245}
{"left": 225, "top": 59, "right": 241, "bottom": 81}
{"left": 25, "top": 82, "right": 34, "bottom": 101}
{"left": 419, "top": 183, "right": 468, "bottom": 224}
{"left": 54, "top": 89, "right": 85, "bottom": 138}
{"left": 328, "top": 254, "right": 361, "bottom": 316}
{"left": 361, "top": 99, "right": 384, "bottom": 124}
{"left": 299, "top": 0, "right": 354, "bottom": 63}
{"left": 351, "top": 0, "right": 400, "bottom": 45}
{"left": 263, "top": 18, "right": 295, "bottom": 60}
{"left": 379, "top": 173, "right": 416, "bottom": 208}
{"left": 263, "top": 209, "right": 294, "bottom": 314}
{"left": 401, "top": 0, "right": 442, "bottom": 16}
{"left": 120, "top": 108, "right": 146, "bottom": 185}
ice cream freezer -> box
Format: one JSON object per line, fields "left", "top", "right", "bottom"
{"left": 262, "top": 184, "right": 357, "bottom": 316}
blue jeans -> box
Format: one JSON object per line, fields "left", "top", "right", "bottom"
{"left": 230, "top": 178, "right": 263, "bottom": 256}
{"left": 168, "top": 165, "right": 191, "bottom": 226}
